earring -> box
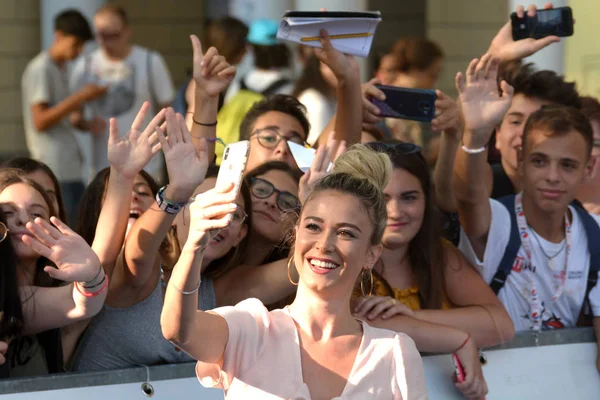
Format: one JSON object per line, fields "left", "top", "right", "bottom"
{"left": 360, "top": 268, "right": 374, "bottom": 297}
{"left": 287, "top": 256, "right": 298, "bottom": 286}
{"left": 0, "top": 221, "right": 8, "bottom": 243}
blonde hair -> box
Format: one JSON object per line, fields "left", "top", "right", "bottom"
{"left": 304, "top": 144, "right": 392, "bottom": 244}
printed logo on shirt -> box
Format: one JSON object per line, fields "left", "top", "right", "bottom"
{"left": 521, "top": 301, "right": 565, "bottom": 330}
{"left": 567, "top": 270, "right": 584, "bottom": 280}
{"left": 512, "top": 256, "right": 526, "bottom": 273}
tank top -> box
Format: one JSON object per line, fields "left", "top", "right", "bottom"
{"left": 72, "top": 276, "right": 216, "bottom": 372}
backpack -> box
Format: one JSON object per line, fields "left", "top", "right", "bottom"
{"left": 491, "top": 195, "right": 600, "bottom": 325}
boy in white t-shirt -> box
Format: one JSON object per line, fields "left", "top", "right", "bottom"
{"left": 452, "top": 55, "right": 600, "bottom": 373}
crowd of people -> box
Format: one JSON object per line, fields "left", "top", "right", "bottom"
{"left": 0, "top": 3, "right": 598, "bottom": 399}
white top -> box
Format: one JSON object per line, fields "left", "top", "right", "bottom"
{"left": 297, "top": 88, "right": 336, "bottom": 146}
{"left": 227, "top": 69, "right": 295, "bottom": 100}
{"left": 70, "top": 45, "right": 175, "bottom": 179}
{"left": 21, "top": 52, "right": 82, "bottom": 182}
{"left": 196, "top": 298, "right": 428, "bottom": 399}
{"left": 458, "top": 198, "right": 600, "bottom": 331}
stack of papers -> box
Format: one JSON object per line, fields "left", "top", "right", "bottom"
{"left": 276, "top": 11, "right": 382, "bottom": 58}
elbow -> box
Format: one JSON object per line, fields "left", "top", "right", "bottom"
{"left": 160, "top": 314, "right": 186, "bottom": 345}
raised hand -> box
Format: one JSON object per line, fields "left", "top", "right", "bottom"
{"left": 299, "top": 134, "right": 347, "bottom": 204}
{"left": 107, "top": 102, "right": 165, "bottom": 179}
{"left": 186, "top": 183, "right": 239, "bottom": 249}
{"left": 362, "top": 78, "right": 385, "bottom": 131}
{"left": 156, "top": 108, "right": 209, "bottom": 201}
{"left": 22, "top": 217, "right": 102, "bottom": 283}
{"left": 190, "top": 34, "right": 237, "bottom": 98}
{"left": 314, "top": 29, "right": 360, "bottom": 83}
{"left": 456, "top": 54, "right": 514, "bottom": 144}
{"left": 431, "top": 90, "right": 463, "bottom": 139}
{"left": 488, "top": 3, "right": 560, "bottom": 62}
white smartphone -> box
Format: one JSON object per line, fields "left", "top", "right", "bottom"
{"left": 215, "top": 140, "right": 250, "bottom": 199}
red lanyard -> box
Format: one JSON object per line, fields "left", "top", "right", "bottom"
{"left": 513, "top": 193, "right": 571, "bottom": 332}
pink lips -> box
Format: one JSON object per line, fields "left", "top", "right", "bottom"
{"left": 539, "top": 189, "right": 564, "bottom": 200}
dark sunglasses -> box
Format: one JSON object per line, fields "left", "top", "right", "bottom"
{"left": 249, "top": 177, "right": 301, "bottom": 212}
{"left": 365, "top": 141, "right": 421, "bottom": 155}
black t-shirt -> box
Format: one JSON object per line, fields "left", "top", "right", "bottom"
{"left": 491, "top": 163, "right": 516, "bottom": 199}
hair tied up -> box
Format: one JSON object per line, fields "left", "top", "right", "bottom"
{"left": 332, "top": 144, "right": 392, "bottom": 192}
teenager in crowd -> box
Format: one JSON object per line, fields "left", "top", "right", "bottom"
{"left": 577, "top": 96, "right": 600, "bottom": 215}
{"left": 1, "top": 158, "right": 67, "bottom": 223}
{"left": 453, "top": 54, "right": 600, "bottom": 373}
{"left": 73, "top": 107, "right": 251, "bottom": 371}
{"left": 162, "top": 144, "right": 428, "bottom": 399}
{"left": 21, "top": 9, "right": 107, "bottom": 224}
{"left": 70, "top": 4, "right": 175, "bottom": 182}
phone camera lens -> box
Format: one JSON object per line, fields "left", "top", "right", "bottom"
{"left": 520, "top": 23, "right": 526, "bottom": 29}
{"left": 224, "top": 148, "right": 230, "bottom": 159}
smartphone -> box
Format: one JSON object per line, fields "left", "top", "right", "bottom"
{"left": 372, "top": 85, "right": 436, "bottom": 122}
{"left": 511, "top": 6, "right": 573, "bottom": 40}
{"left": 215, "top": 141, "right": 250, "bottom": 199}
{"left": 452, "top": 354, "right": 466, "bottom": 383}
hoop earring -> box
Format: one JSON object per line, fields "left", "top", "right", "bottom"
{"left": 360, "top": 268, "right": 373, "bottom": 297}
{"left": 287, "top": 256, "right": 298, "bottom": 286}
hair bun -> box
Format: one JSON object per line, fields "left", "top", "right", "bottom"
{"left": 332, "top": 144, "right": 392, "bottom": 192}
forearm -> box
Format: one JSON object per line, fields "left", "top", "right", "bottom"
{"left": 190, "top": 91, "right": 218, "bottom": 162}
{"left": 415, "top": 304, "right": 515, "bottom": 347}
{"left": 433, "top": 132, "right": 460, "bottom": 212}
{"left": 317, "top": 116, "right": 336, "bottom": 148}
{"left": 161, "top": 245, "right": 204, "bottom": 345}
{"left": 333, "top": 73, "right": 362, "bottom": 146}
{"left": 369, "top": 314, "right": 469, "bottom": 353}
{"left": 92, "top": 169, "right": 134, "bottom": 276}
{"left": 35, "top": 94, "right": 85, "bottom": 131}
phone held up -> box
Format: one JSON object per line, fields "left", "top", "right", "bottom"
{"left": 511, "top": 6, "right": 573, "bottom": 40}
{"left": 371, "top": 85, "right": 436, "bottom": 122}
{"left": 215, "top": 140, "right": 250, "bottom": 202}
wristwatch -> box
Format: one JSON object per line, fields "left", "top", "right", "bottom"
{"left": 155, "top": 186, "right": 188, "bottom": 214}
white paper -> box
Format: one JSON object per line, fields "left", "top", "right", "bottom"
{"left": 288, "top": 142, "right": 333, "bottom": 173}
{"left": 277, "top": 14, "right": 381, "bottom": 58}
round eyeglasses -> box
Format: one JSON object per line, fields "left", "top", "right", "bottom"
{"left": 250, "top": 177, "right": 301, "bottom": 212}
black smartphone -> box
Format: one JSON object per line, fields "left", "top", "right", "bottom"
{"left": 371, "top": 85, "right": 436, "bottom": 122}
{"left": 511, "top": 6, "right": 573, "bottom": 40}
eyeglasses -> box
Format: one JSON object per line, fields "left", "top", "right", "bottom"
{"left": 231, "top": 205, "right": 248, "bottom": 224}
{"left": 365, "top": 141, "right": 422, "bottom": 155}
{"left": 594, "top": 139, "right": 600, "bottom": 148}
{"left": 250, "top": 177, "right": 301, "bottom": 212}
{"left": 249, "top": 128, "right": 306, "bottom": 149}
{"left": 0, "top": 222, "right": 8, "bottom": 243}
{"left": 97, "top": 30, "right": 124, "bottom": 41}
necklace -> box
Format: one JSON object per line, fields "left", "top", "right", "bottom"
{"left": 529, "top": 229, "right": 567, "bottom": 271}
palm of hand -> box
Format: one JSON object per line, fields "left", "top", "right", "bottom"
{"left": 108, "top": 131, "right": 154, "bottom": 179}
{"left": 51, "top": 236, "right": 99, "bottom": 282}
{"left": 460, "top": 80, "right": 510, "bottom": 134}
{"left": 165, "top": 142, "right": 208, "bottom": 192}
{"left": 316, "top": 48, "right": 358, "bottom": 81}
{"left": 194, "top": 72, "right": 232, "bottom": 98}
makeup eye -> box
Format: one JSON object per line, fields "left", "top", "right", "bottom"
{"left": 338, "top": 229, "right": 356, "bottom": 238}
{"left": 305, "top": 223, "right": 320, "bottom": 232}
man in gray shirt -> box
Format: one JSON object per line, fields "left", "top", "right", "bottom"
{"left": 21, "top": 10, "right": 106, "bottom": 224}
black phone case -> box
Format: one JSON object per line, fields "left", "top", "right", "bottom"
{"left": 282, "top": 11, "right": 381, "bottom": 19}
{"left": 511, "top": 7, "right": 573, "bottom": 40}
{"left": 372, "top": 85, "right": 436, "bottom": 122}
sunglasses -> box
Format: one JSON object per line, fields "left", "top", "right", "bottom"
{"left": 0, "top": 222, "right": 8, "bottom": 243}
{"left": 249, "top": 128, "right": 306, "bottom": 150}
{"left": 365, "top": 141, "right": 421, "bottom": 155}
{"left": 250, "top": 177, "right": 301, "bottom": 212}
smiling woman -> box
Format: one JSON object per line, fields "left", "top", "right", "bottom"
{"left": 161, "top": 144, "right": 428, "bottom": 399}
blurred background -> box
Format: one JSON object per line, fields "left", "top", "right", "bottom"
{"left": 0, "top": 0, "right": 597, "bottom": 160}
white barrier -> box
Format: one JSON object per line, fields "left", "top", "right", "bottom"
{"left": 1, "top": 329, "right": 598, "bottom": 399}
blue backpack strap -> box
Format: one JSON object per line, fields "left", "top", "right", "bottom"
{"left": 490, "top": 195, "right": 521, "bottom": 295}
{"left": 572, "top": 204, "right": 600, "bottom": 314}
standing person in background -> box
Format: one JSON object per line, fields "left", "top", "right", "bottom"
{"left": 21, "top": 9, "right": 106, "bottom": 226}
{"left": 70, "top": 4, "right": 175, "bottom": 183}
{"left": 293, "top": 53, "right": 337, "bottom": 146}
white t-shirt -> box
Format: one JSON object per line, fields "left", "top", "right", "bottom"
{"left": 21, "top": 52, "right": 82, "bottom": 182}
{"left": 297, "top": 88, "right": 336, "bottom": 146}
{"left": 70, "top": 46, "right": 175, "bottom": 181}
{"left": 227, "top": 69, "right": 295, "bottom": 100}
{"left": 458, "top": 198, "right": 600, "bottom": 332}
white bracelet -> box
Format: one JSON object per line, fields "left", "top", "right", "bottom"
{"left": 461, "top": 142, "right": 487, "bottom": 154}
{"left": 172, "top": 278, "right": 202, "bottom": 295}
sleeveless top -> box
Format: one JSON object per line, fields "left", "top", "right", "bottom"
{"left": 72, "top": 276, "right": 216, "bottom": 372}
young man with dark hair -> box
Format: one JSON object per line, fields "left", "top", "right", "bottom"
{"left": 21, "top": 9, "right": 106, "bottom": 224}
{"left": 454, "top": 55, "right": 600, "bottom": 372}
{"left": 240, "top": 94, "right": 310, "bottom": 171}
{"left": 491, "top": 66, "right": 581, "bottom": 198}
{"left": 70, "top": 4, "right": 175, "bottom": 182}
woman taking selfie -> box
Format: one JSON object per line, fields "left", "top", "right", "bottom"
{"left": 161, "top": 145, "right": 427, "bottom": 399}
